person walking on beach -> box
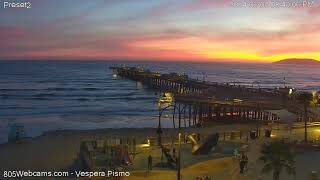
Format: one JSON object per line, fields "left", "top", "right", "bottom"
{"left": 147, "top": 155, "right": 152, "bottom": 171}
{"left": 244, "top": 154, "right": 248, "bottom": 172}
{"left": 239, "top": 154, "right": 245, "bottom": 174}
{"left": 233, "top": 148, "right": 239, "bottom": 161}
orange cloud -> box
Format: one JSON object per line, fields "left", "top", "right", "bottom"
{"left": 1, "top": 1, "right": 320, "bottom": 62}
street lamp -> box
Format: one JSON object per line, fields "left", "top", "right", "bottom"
{"left": 177, "top": 132, "right": 181, "bottom": 180}
{"left": 157, "top": 97, "right": 186, "bottom": 180}
{"left": 158, "top": 104, "right": 176, "bottom": 146}
{"left": 157, "top": 103, "right": 187, "bottom": 146}
{"left": 157, "top": 111, "right": 163, "bottom": 146}
{"left": 157, "top": 92, "right": 174, "bottom": 147}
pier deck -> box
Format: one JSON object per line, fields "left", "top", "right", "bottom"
{"left": 110, "top": 66, "right": 318, "bottom": 128}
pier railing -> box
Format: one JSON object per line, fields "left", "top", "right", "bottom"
{"left": 110, "top": 66, "right": 298, "bottom": 127}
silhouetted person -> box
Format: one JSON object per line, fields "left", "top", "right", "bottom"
{"left": 110, "top": 148, "right": 114, "bottom": 160}
{"left": 172, "top": 147, "right": 176, "bottom": 159}
{"left": 239, "top": 160, "right": 245, "bottom": 173}
{"left": 239, "top": 154, "right": 246, "bottom": 174}
{"left": 147, "top": 155, "right": 152, "bottom": 171}
{"left": 244, "top": 154, "right": 248, "bottom": 171}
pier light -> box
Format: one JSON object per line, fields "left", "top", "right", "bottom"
{"left": 289, "top": 88, "right": 293, "bottom": 96}
{"left": 314, "top": 129, "right": 320, "bottom": 140}
{"left": 311, "top": 90, "right": 319, "bottom": 100}
{"left": 158, "top": 92, "right": 174, "bottom": 108}
{"left": 312, "top": 90, "right": 316, "bottom": 96}
{"left": 233, "top": 99, "right": 243, "bottom": 104}
{"left": 311, "top": 90, "right": 319, "bottom": 107}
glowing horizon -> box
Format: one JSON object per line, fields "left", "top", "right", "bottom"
{"left": 1, "top": 0, "right": 320, "bottom": 62}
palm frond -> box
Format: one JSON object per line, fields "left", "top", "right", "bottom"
{"left": 259, "top": 141, "right": 296, "bottom": 178}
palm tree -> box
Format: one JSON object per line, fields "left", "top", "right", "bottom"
{"left": 296, "top": 92, "right": 313, "bottom": 143}
{"left": 260, "top": 141, "right": 295, "bottom": 180}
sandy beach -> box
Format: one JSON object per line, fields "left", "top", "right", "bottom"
{"left": 2, "top": 1, "right": 320, "bottom": 179}
{"left": 1, "top": 124, "right": 320, "bottom": 180}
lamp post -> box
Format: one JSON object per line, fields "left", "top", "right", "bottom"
{"left": 177, "top": 132, "right": 181, "bottom": 180}
{"left": 158, "top": 103, "right": 187, "bottom": 146}
{"left": 157, "top": 110, "right": 163, "bottom": 146}
{"left": 256, "top": 105, "right": 260, "bottom": 138}
{"left": 158, "top": 104, "right": 176, "bottom": 147}
{"left": 157, "top": 100, "right": 186, "bottom": 180}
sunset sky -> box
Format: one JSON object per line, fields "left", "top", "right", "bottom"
{"left": 0, "top": 0, "right": 319, "bottom": 62}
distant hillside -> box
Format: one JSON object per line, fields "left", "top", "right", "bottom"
{"left": 273, "top": 58, "right": 320, "bottom": 65}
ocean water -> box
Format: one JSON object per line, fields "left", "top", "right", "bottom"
{"left": 0, "top": 60, "right": 319, "bottom": 142}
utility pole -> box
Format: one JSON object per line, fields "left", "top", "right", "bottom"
{"left": 157, "top": 109, "right": 163, "bottom": 146}
{"left": 177, "top": 133, "right": 181, "bottom": 180}
{"left": 304, "top": 101, "right": 308, "bottom": 143}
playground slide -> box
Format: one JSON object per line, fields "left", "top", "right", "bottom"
{"left": 188, "top": 133, "right": 219, "bottom": 155}
{"left": 160, "top": 133, "right": 219, "bottom": 168}
{"left": 161, "top": 146, "right": 177, "bottom": 169}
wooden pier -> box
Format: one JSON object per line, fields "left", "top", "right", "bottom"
{"left": 110, "top": 66, "right": 299, "bottom": 128}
